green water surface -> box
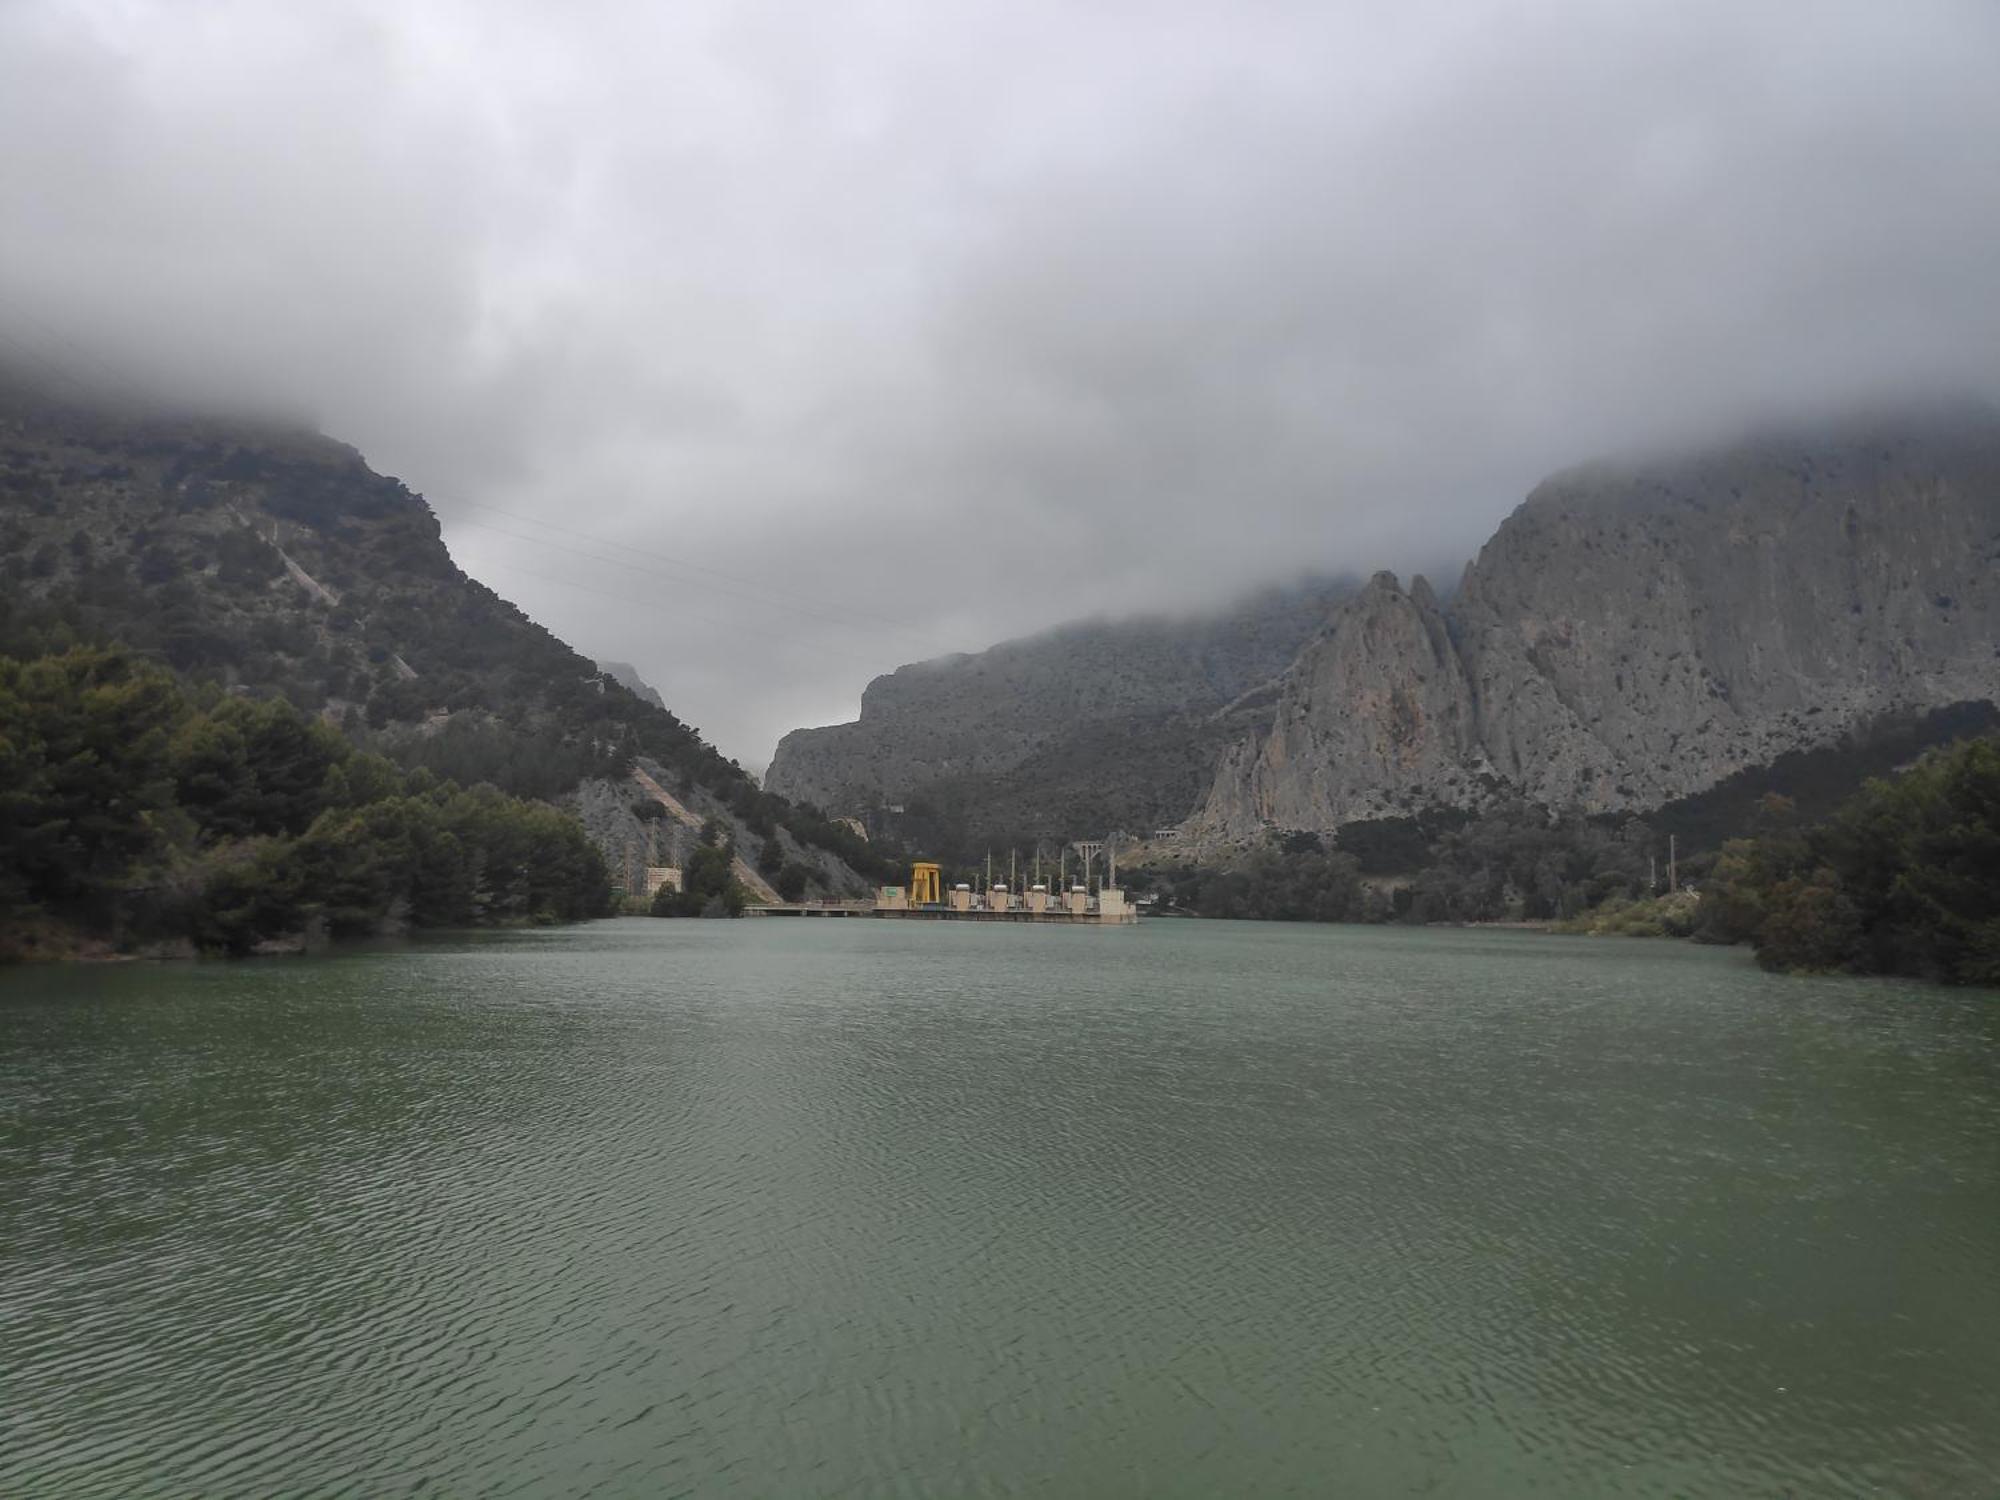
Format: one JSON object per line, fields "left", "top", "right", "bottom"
{"left": 3, "top": 919, "right": 1996, "bottom": 1497}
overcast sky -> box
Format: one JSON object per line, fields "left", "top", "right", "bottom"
{"left": 5, "top": 0, "right": 1999, "bottom": 768}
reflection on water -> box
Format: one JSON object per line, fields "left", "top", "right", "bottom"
{"left": 3, "top": 919, "right": 1997, "bottom": 1497}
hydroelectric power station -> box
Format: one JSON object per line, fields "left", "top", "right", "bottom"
{"left": 748, "top": 843, "right": 1138, "bottom": 924}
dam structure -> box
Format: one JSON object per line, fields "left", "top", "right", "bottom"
{"left": 749, "top": 852, "right": 1138, "bottom": 925}
{"left": 874, "top": 862, "right": 1136, "bottom": 924}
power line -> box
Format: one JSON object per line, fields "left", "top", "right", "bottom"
{"left": 446, "top": 508, "right": 929, "bottom": 645}
{"left": 471, "top": 552, "right": 896, "bottom": 678}
{"left": 5, "top": 309, "right": 156, "bottom": 405}
{"left": 448, "top": 496, "right": 927, "bottom": 642}
{"left": 0, "top": 326, "right": 103, "bottom": 404}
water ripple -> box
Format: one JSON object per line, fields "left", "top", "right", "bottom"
{"left": 3, "top": 921, "right": 1998, "bottom": 1497}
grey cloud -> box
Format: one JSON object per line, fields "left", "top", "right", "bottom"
{"left": 4, "top": 0, "right": 1998, "bottom": 768}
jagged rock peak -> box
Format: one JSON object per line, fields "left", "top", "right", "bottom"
{"left": 1193, "top": 566, "right": 1488, "bottom": 832}
{"left": 762, "top": 574, "right": 1356, "bottom": 825}
{"left": 1194, "top": 404, "right": 2000, "bottom": 839}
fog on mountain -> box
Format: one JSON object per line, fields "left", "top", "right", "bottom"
{"left": 3, "top": 0, "right": 1999, "bottom": 766}
{"left": 9, "top": 5, "right": 2000, "bottom": 1498}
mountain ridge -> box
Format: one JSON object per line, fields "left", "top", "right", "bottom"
{"left": 763, "top": 575, "right": 1358, "bottom": 848}
{"left": 0, "top": 374, "right": 884, "bottom": 897}
{"left": 764, "top": 403, "right": 2000, "bottom": 853}
{"left": 1194, "top": 405, "right": 2000, "bottom": 836}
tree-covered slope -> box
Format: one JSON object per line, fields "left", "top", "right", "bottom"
{"left": 1697, "top": 735, "right": 2000, "bottom": 984}
{"left": 0, "top": 647, "right": 613, "bottom": 957}
{"left": 0, "top": 376, "right": 883, "bottom": 886}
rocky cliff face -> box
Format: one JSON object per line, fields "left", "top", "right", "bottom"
{"left": 763, "top": 577, "right": 1355, "bottom": 839}
{"left": 1194, "top": 572, "right": 1490, "bottom": 830}
{"left": 1195, "top": 407, "right": 2000, "bottom": 836}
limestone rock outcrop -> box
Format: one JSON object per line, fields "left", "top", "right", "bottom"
{"left": 1193, "top": 406, "right": 2000, "bottom": 836}
{"left": 766, "top": 405, "right": 2000, "bottom": 847}
{"left": 1194, "top": 572, "right": 1490, "bottom": 829}
{"left": 763, "top": 577, "right": 1355, "bottom": 833}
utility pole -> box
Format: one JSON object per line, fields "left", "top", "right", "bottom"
{"left": 1649, "top": 853, "right": 1657, "bottom": 893}
{"left": 1669, "top": 835, "right": 1678, "bottom": 894}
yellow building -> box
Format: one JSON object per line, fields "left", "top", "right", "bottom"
{"left": 867, "top": 862, "right": 1136, "bottom": 924}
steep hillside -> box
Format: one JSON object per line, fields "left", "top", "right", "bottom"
{"left": 1, "top": 646, "right": 615, "bottom": 958}
{"left": 1194, "top": 407, "right": 2000, "bottom": 836}
{"left": 764, "top": 576, "right": 1354, "bottom": 849}
{"left": 0, "top": 375, "right": 881, "bottom": 891}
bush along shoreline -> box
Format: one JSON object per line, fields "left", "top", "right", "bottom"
{"left": 648, "top": 818, "right": 749, "bottom": 918}
{"left": 1693, "top": 738, "right": 2000, "bottom": 984}
{"left": 0, "top": 647, "right": 613, "bottom": 960}
{"left": 1121, "top": 735, "right": 1999, "bottom": 987}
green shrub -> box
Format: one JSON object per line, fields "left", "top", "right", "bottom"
{"left": 1698, "top": 737, "right": 2000, "bottom": 983}
{"left": 0, "top": 647, "right": 613, "bottom": 955}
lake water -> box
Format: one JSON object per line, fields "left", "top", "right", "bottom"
{"left": 3, "top": 919, "right": 1997, "bottom": 1497}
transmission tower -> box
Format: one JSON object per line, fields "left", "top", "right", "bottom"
{"left": 1071, "top": 841, "right": 1104, "bottom": 890}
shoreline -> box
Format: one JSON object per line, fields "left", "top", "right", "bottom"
{"left": 0, "top": 914, "right": 603, "bottom": 967}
